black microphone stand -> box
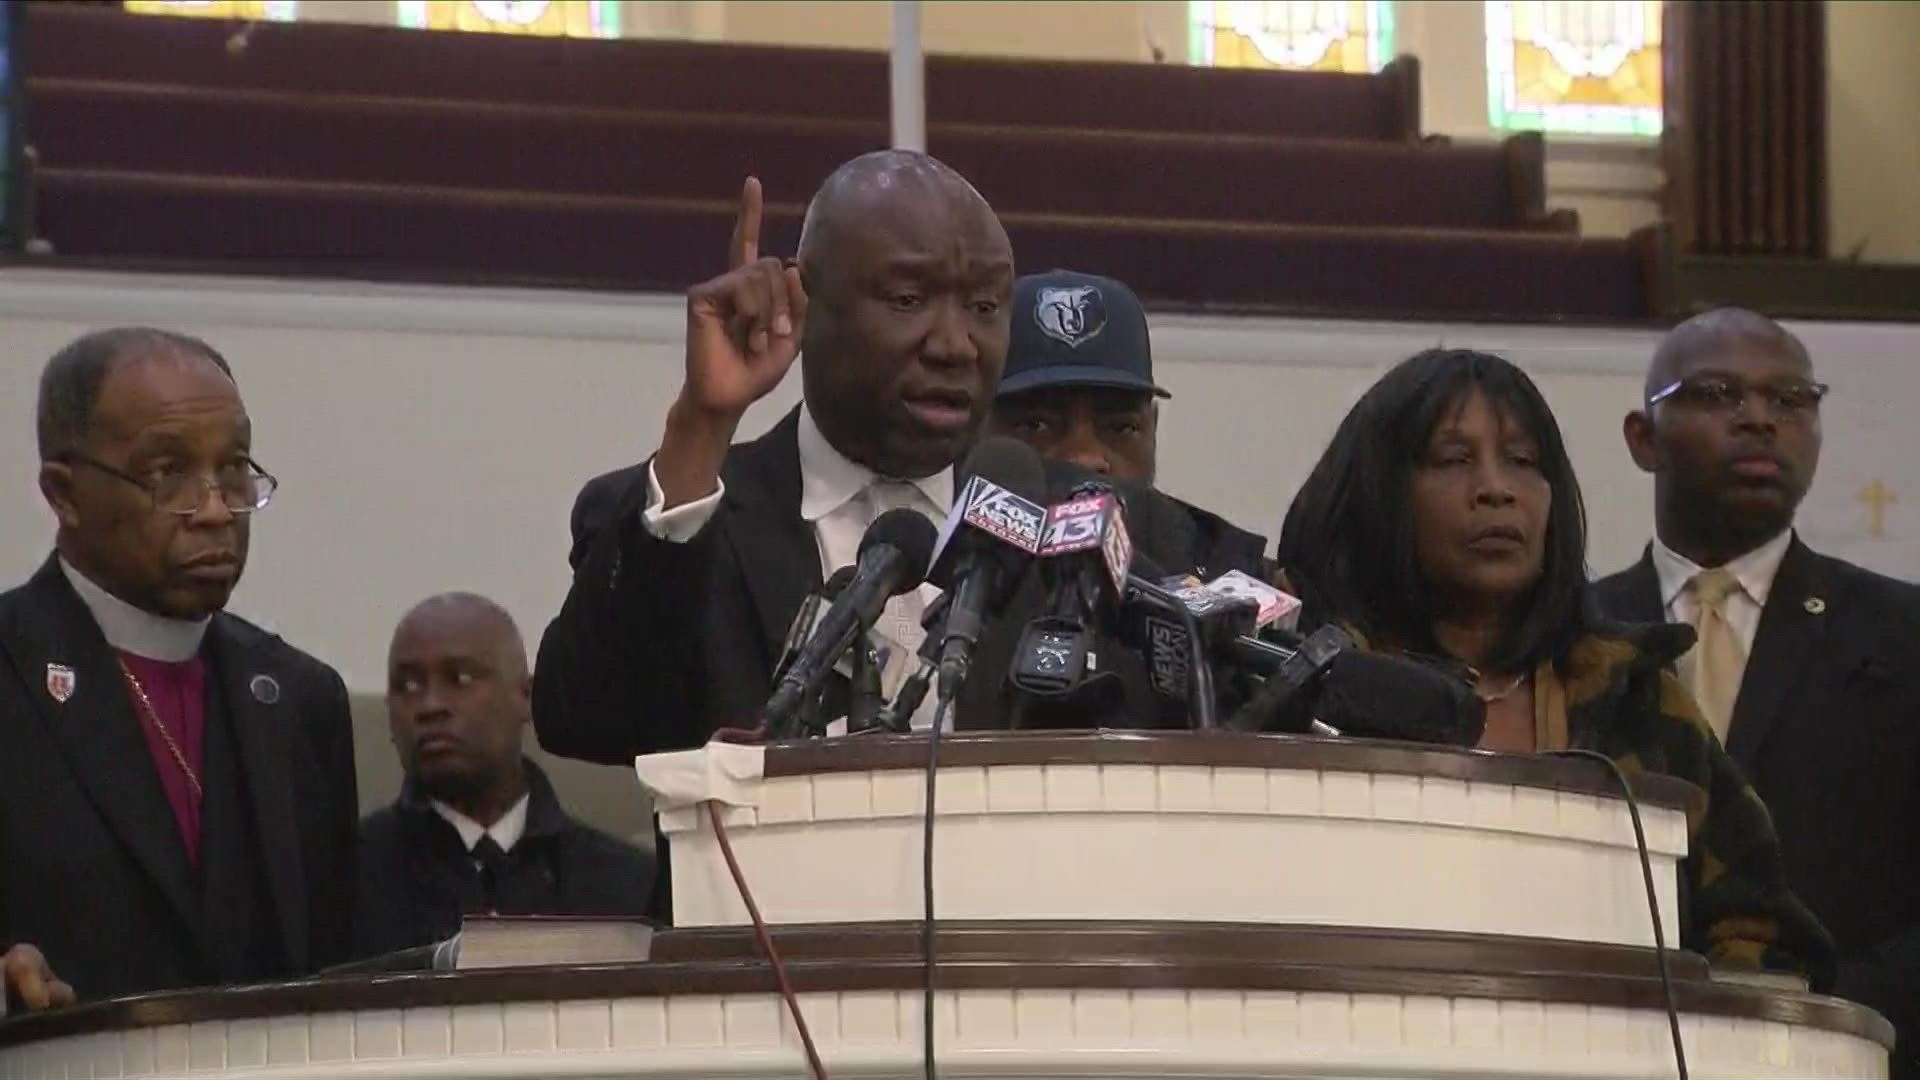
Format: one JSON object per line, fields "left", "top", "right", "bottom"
{"left": 876, "top": 594, "right": 951, "bottom": 734}
{"left": 843, "top": 634, "right": 886, "bottom": 735}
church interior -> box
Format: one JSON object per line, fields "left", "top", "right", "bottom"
{"left": 1, "top": 2, "right": 1918, "bottom": 1077}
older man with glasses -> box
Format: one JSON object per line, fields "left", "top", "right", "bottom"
{"left": 0, "top": 327, "right": 357, "bottom": 1013}
{"left": 1596, "top": 307, "right": 1920, "bottom": 1080}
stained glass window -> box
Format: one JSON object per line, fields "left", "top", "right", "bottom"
{"left": 1189, "top": 1, "right": 1395, "bottom": 73}
{"left": 123, "top": 0, "right": 298, "bottom": 19}
{"left": 1486, "top": 1, "right": 1662, "bottom": 136}
{"left": 396, "top": 1, "right": 620, "bottom": 40}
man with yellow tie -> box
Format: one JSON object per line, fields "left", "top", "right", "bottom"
{"left": 1595, "top": 307, "right": 1919, "bottom": 1079}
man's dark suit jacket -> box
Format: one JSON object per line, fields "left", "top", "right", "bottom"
{"left": 1596, "top": 538, "right": 1920, "bottom": 1076}
{"left": 352, "top": 759, "right": 655, "bottom": 959}
{"left": 0, "top": 556, "right": 358, "bottom": 1003}
{"left": 533, "top": 407, "right": 1272, "bottom": 766}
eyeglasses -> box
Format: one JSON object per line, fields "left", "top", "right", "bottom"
{"left": 1646, "top": 374, "right": 1829, "bottom": 416}
{"left": 58, "top": 453, "right": 279, "bottom": 516}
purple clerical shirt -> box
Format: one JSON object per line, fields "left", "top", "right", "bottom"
{"left": 118, "top": 651, "right": 208, "bottom": 867}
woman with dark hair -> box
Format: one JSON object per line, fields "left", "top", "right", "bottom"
{"left": 1277, "top": 347, "right": 1834, "bottom": 983}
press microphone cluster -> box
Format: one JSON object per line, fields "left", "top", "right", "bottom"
{"left": 1119, "top": 559, "right": 1484, "bottom": 745}
{"left": 757, "top": 441, "right": 1483, "bottom": 748}
{"left": 757, "top": 437, "right": 1054, "bottom": 736}
{"left": 762, "top": 507, "right": 938, "bottom": 737}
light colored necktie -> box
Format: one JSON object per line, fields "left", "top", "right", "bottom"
{"left": 863, "top": 481, "right": 929, "bottom": 701}
{"left": 1681, "top": 567, "right": 1746, "bottom": 743}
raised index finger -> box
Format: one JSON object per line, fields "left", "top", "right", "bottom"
{"left": 729, "top": 176, "right": 763, "bottom": 271}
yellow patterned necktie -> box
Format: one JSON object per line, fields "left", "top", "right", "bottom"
{"left": 1682, "top": 567, "right": 1746, "bottom": 743}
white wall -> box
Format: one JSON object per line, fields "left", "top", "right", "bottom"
{"left": 5, "top": 268, "right": 1917, "bottom": 831}
{"left": 9, "top": 267, "right": 1917, "bottom": 689}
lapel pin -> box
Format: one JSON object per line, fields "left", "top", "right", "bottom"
{"left": 1804, "top": 597, "right": 1827, "bottom": 615}
{"left": 249, "top": 674, "right": 281, "bottom": 705}
{"left": 45, "top": 663, "right": 76, "bottom": 704}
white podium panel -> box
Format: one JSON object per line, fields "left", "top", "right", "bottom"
{"left": 7, "top": 735, "right": 1874, "bottom": 1080}
{"left": 0, "top": 990, "right": 1890, "bottom": 1080}
{"left": 0, "top": 922, "right": 1892, "bottom": 1080}
{"left": 653, "top": 732, "right": 1693, "bottom": 948}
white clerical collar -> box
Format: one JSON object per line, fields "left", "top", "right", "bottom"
{"left": 795, "top": 402, "right": 952, "bottom": 522}
{"left": 59, "top": 558, "right": 209, "bottom": 662}
{"left": 1651, "top": 528, "right": 1794, "bottom": 610}
{"left": 431, "top": 793, "right": 530, "bottom": 854}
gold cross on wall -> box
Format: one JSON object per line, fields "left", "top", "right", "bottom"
{"left": 1858, "top": 479, "right": 1898, "bottom": 539}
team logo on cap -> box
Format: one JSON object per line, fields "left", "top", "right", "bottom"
{"left": 1034, "top": 286, "right": 1107, "bottom": 349}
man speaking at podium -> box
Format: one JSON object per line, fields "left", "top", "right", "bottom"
{"left": 534, "top": 151, "right": 1016, "bottom": 761}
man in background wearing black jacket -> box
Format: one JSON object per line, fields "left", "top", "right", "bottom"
{"left": 1594, "top": 308, "right": 1919, "bottom": 1078}
{"left": 989, "top": 269, "right": 1269, "bottom": 579}
{"left": 355, "top": 594, "right": 653, "bottom": 956}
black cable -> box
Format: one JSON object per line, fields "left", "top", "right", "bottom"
{"left": 1551, "top": 749, "right": 1689, "bottom": 1080}
{"left": 921, "top": 697, "right": 953, "bottom": 1080}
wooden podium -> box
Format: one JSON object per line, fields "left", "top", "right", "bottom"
{"left": 0, "top": 732, "right": 1892, "bottom": 1079}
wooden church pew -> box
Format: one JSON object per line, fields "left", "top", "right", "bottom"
{"left": 34, "top": 168, "right": 1642, "bottom": 322}
{"left": 27, "top": 81, "right": 1550, "bottom": 232}
{"left": 22, "top": 3, "right": 1420, "bottom": 141}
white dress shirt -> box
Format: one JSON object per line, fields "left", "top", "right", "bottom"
{"left": 430, "top": 793, "right": 530, "bottom": 855}
{"left": 1651, "top": 528, "right": 1794, "bottom": 662}
{"left": 641, "top": 404, "right": 953, "bottom": 727}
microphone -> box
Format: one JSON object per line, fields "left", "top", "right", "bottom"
{"left": 1037, "top": 484, "right": 1135, "bottom": 617}
{"left": 770, "top": 566, "right": 859, "bottom": 736}
{"left": 1118, "top": 553, "right": 1260, "bottom": 729}
{"left": 844, "top": 623, "right": 886, "bottom": 735}
{"left": 874, "top": 592, "right": 951, "bottom": 733}
{"left": 764, "top": 508, "right": 939, "bottom": 737}
{"left": 773, "top": 566, "right": 858, "bottom": 686}
{"left": 1115, "top": 549, "right": 1480, "bottom": 744}
{"left": 927, "top": 437, "right": 1048, "bottom": 704}
{"left": 1193, "top": 569, "right": 1301, "bottom": 633}
{"left": 1288, "top": 650, "right": 1486, "bottom": 746}
{"left": 1218, "top": 625, "right": 1486, "bottom": 747}
{"left": 1004, "top": 484, "right": 1137, "bottom": 725}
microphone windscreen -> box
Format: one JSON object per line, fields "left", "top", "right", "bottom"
{"left": 1043, "top": 458, "right": 1204, "bottom": 576}
{"left": 1314, "top": 651, "right": 1486, "bottom": 747}
{"left": 859, "top": 507, "right": 939, "bottom": 591}
{"left": 821, "top": 565, "right": 858, "bottom": 597}
{"left": 962, "top": 436, "right": 1049, "bottom": 505}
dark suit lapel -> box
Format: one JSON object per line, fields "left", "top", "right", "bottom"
{"left": 1605, "top": 549, "right": 1666, "bottom": 624}
{"left": 724, "top": 410, "right": 822, "bottom": 655}
{"left": 0, "top": 557, "right": 202, "bottom": 939}
{"left": 1726, "top": 538, "right": 1829, "bottom": 767}
{"left": 205, "top": 617, "right": 309, "bottom": 972}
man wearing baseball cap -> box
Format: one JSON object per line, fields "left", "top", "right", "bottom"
{"left": 990, "top": 269, "right": 1270, "bottom": 579}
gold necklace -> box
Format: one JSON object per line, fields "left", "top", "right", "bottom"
{"left": 117, "top": 658, "right": 205, "bottom": 800}
{"left": 1474, "top": 670, "right": 1531, "bottom": 704}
